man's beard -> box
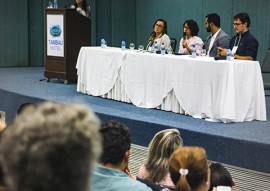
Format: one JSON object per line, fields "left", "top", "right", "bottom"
{"left": 206, "top": 26, "right": 211, "bottom": 32}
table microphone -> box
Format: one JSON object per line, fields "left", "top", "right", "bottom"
{"left": 214, "top": 56, "right": 226, "bottom": 60}
{"left": 182, "top": 32, "right": 186, "bottom": 48}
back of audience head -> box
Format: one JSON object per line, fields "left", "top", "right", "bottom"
{"left": 209, "top": 162, "right": 234, "bottom": 191}
{"left": 145, "top": 129, "right": 183, "bottom": 182}
{"left": 0, "top": 102, "right": 101, "bottom": 191}
{"left": 16, "top": 102, "right": 37, "bottom": 115}
{"left": 183, "top": 19, "right": 200, "bottom": 36}
{"left": 169, "top": 146, "right": 210, "bottom": 191}
{"left": 99, "top": 120, "right": 131, "bottom": 167}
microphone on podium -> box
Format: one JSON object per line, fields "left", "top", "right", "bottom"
{"left": 64, "top": 2, "right": 74, "bottom": 8}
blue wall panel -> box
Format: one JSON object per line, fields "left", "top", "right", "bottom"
{"left": 0, "top": 0, "right": 269, "bottom": 66}
{"left": 0, "top": 1, "right": 28, "bottom": 67}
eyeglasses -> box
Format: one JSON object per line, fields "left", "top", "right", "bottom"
{"left": 155, "top": 24, "right": 164, "bottom": 28}
{"left": 233, "top": 22, "right": 242, "bottom": 27}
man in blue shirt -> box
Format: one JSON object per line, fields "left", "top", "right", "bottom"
{"left": 90, "top": 120, "right": 152, "bottom": 191}
{"left": 219, "top": 13, "right": 259, "bottom": 60}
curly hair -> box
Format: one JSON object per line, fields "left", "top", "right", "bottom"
{"left": 99, "top": 120, "right": 131, "bottom": 165}
{"left": 183, "top": 19, "right": 200, "bottom": 36}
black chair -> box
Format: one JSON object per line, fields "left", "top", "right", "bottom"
{"left": 170, "top": 38, "right": 177, "bottom": 54}
{"left": 261, "top": 48, "right": 270, "bottom": 91}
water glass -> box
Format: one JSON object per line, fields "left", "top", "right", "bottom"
{"left": 129, "top": 43, "right": 135, "bottom": 50}
{"left": 167, "top": 46, "right": 173, "bottom": 54}
{"left": 48, "top": 1, "right": 53, "bottom": 8}
{"left": 200, "top": 49, "right": 206, "bottom": 57}
{"left": 138, "top": 45, "right": 144, "bottom": 52}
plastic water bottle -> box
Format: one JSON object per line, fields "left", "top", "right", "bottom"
{"left": 192, "top": 45, "right": 196, "bottom": 58}
{"left": 161, "top": 42, "right": 166, "bottom": 55}
{"left": 154, "top": 41, "right": 158, "bottom": 53}
{"left": 121, "top": 40, "right": 126, "bottom": 50}
{"left": 227, "top": 48, "right": 232, "bottom": 61}
{"left": 54, "top": 0, "right": 58, "bottom": 8}
{"left": 101, "top": 38, "right": 105, "bottom": 48}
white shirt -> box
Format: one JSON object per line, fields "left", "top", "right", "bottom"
{"left": 147, "top": 34, "right": 171, "bottom": 52}
{"left": 207, "top": 28, "right": 221, "bottom": 56}
{"left": 178, "top": 36, "right": 204, "bottom": 54}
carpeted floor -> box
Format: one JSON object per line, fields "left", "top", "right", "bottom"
{"left": 0, "top": 67, "right": 269, "bottom": 173}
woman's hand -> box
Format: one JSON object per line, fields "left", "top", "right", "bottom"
{"left": 182, "top": 39, "right": 188, "bottom": 49}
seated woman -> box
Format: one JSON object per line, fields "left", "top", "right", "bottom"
{"left": 146, "top": 19, "right": 171, "bottom": 52}
{"left": 137, "top": 129, "right": 184, "bottom": 190}
{"left": 209, "top": 162, "right": 235, "bottom": 191}
{"left": 178, "top": 19, "right": 204, "bottom": 55}
{"left": 71, "top": 0, "right": 89, "bottom": 17}
{"left": 169, "top": 146, "right": 210, "bottom": 191}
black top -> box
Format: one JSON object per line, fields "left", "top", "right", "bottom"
{"left": 229, "top": 30, "right": 259, "bottom": 60}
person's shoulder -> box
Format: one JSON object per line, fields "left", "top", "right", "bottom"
{"left": 244, "top": 31, "right": 258, "bottom": 44}
{"left": 219, "top": 29, "right": 230, "bottom": 37}
{"left": 115, "top": 177, "right": 152, "bottom": 191}
{"left": 193, "top": 36, "right": 203, "bottom": 43}
{"left": 130, "top": 179, "right": 153, "bottom": 191}
{"left": 247, "top": 31, "right": 258, "bottom": 40}
{"left": 162, "top": 33, "right": 170, "bottom": 39}
{"left": 137, "top": 162, "right": 150, "bottom": 179}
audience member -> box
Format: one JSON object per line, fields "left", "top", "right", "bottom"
{"left": 16, "top": 102, "right": 37, "bottom": 115}
{"left": 204, "top": 13, "right": 230, "bottom": 57}
{"left": 169, "top": 146, "right": 210, "bottom": 191}
{"left": 137, "top": 129, "right": 184, "bottom": 190}
{"left": 146, "top": 19, "right": 171, "bottom": 52}
{"left": 0, "top": 102, "right": 101, "bottom": 191}
{"left": 0, "top": 113, "right": 6, "bottom": 133}
{"left": 209, "top": 162, "right": 234, "bottom": 191}
{"left": 90, "top": 120, "right": 151, "bottom": 191}
{"left": 71, "top": 0, "right": 90, "bottom": 17}
{"left": 178, "top": 19, "right": 204, "bottom": 55}
{"left": 218, "top": 13, "right": 259, "bottom": 60}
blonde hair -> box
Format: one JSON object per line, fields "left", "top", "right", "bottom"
{"left": 145, "top": 129, "right": 183, "bottom": 183}
{"left": 169, "top": 146, "right": 208, "bottom": 191}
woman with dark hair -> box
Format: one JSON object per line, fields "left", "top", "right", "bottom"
{"left": 146, "top": 19, "right": 171, "bottom": 52}
{"left": 71, "top": 0, "right": 89, "bottom": 17}
{"left": 209, "top": 163, "right": 235, "bottom": 191}
{"left": 178, "top": 19, "right": 203, "bottom": 55}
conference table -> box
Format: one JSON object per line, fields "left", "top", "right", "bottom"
{"left": 76, "top": 46, "right": 266, "bottom": 123}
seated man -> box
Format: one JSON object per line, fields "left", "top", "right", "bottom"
{"left": 90, "top": 120, "right": 152, "bottom": 191}
{"left": 204, "top": 13, "right": 230, "bottom": 57}
{"left": 218, "top": 12, "right": 259, "bottom": 60}
{"left": 0, "top": 102, "right": 101, "bottom": 191}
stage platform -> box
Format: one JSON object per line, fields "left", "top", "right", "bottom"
{"left": 0, "top": 67, "right": 269, "bottom": 173}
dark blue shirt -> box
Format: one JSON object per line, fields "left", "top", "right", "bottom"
{"left": 229, "top": 30, "right": 259, "bottom": 60}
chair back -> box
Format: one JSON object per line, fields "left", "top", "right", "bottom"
{"left": 262, "top": 48, "right": 270, "bottom": 73}
{"left": 170, "top": 38, "right": 177, "bottom": 54}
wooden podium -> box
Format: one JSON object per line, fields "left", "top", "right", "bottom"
{"left": 44, "top": 9, "right": 91, "bottom": 84}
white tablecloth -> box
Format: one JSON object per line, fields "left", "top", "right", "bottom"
{"left": 76, "top": 46, "right": 266, "bottom": 123}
